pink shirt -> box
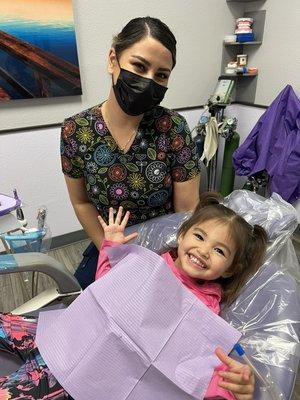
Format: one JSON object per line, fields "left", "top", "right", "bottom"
{"left": 96, "top": 240, "right": 235, "bottom": 400}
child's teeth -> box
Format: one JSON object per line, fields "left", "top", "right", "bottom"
{"left": 189, "top": 254, "right": 204, "bottom": 267}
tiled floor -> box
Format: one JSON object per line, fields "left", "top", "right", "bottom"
{"left": 0, "top": 237, "right": 299, "bottom": 399}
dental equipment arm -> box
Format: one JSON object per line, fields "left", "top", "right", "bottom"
{"left": 0, "top": 252, "right": 81, "bottom": 315}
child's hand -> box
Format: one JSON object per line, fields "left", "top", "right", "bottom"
{"left": 215, "top": 347, "right": 255, "bottom": 400}
{"left": 98, "top": 206, "right": 138, "bottom": 244}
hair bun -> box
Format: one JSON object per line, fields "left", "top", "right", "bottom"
{"left": 198, "top": 191, "right": 223, "bottom": 208}
{"left": 253, "top": 224, "right": 268, "bottom": 243}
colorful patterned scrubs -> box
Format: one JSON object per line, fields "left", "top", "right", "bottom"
{"left": 61, "top": 105, "right": 201, "bottom": 225}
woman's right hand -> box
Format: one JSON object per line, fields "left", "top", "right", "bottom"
{"left": 98, "top": 206, "right": 138, "bottom": 244}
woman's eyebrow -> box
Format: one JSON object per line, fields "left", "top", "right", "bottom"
{"left": 131, "top": 55, "right": 171, "bottom": 72}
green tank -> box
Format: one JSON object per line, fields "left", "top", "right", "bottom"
{"left": 220, "top": 132, "right": 240, "bottom": 197}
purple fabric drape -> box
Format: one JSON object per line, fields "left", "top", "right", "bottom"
{"left": 233, "top": 85, "right": 300, "bottom": 203}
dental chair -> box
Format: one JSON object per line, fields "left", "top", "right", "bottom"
{"left": 0, "top": 190, "right": 299, "bottom": 400}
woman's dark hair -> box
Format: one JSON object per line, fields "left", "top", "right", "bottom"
{"left": 178, "top": 192, "right": 268, "bottom": 306}
{"left": 112, "top": 17, "right": 177, "bottom": 68}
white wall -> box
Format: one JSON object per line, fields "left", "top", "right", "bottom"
{"left": 0, "top": 0, "right": 235, "bottom": 131}
{"left": 0, "top": 126, "right": 81, "bottom": 236}
{"left": 244, "top": 0, "right": 300, "bottom": 105}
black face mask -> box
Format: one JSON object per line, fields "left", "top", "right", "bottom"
{"left": 112, "top": 68, "right": 168, "bottom": 116}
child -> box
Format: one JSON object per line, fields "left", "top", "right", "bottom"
{"left": 96, "top": 192, "right": 268, "bottom": 399}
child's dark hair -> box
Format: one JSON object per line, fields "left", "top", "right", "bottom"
{"left": 178, "top": 192, "right": 268, "bottom": 306}
{"left": 112, "top": 17, "right": 177, "bottom": 68}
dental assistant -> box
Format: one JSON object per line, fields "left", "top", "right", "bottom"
{"left": 60, "top": 16, "right": 201, "bottom": 288}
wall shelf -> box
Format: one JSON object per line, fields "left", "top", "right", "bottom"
{"left": 227, "top": 0, "right": 266, "bottom": 2}
{"left": 224, "top": 41, "right": 262, "bottom": 46}
{"left": 220, "top": 73, "right": 258, "bottom": 78}
{"left": 222, "top": 2, "right": 266, "bottom": 103}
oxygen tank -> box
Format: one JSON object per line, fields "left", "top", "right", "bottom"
{"left": 220, "top": 132, "right": 240, "bottom": 196}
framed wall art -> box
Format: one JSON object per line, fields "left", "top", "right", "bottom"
{"left": 0, "top": 0, "right": 82, "bottom": 101}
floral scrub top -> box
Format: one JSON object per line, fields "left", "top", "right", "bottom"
{"left": 61, "top": 104, "right": 201, "bottom": 226}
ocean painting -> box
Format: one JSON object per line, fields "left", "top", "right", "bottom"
{"left": 0, "top": 0, "right": 82, "bottom": 101}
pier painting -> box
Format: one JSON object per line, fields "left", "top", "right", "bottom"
{"left": 0, "top": 0, "right": 82, "bottom": 101}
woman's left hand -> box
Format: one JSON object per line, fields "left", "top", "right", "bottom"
{"left": 215, "top": 347, "right": 255, "bottom": 400}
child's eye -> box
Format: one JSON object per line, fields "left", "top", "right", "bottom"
{"left": 215, "top": 248, "right": 225, "bottom": 256}
{"left": 194, "top": 233, "right": 204, "bottom": 241}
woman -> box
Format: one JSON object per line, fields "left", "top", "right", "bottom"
{"left": 61, "top": 16, "right": 201, "bottom": 288}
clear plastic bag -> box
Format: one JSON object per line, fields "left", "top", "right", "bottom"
{"left": 221, "top": 192, "right": 299, "bottom": 400}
